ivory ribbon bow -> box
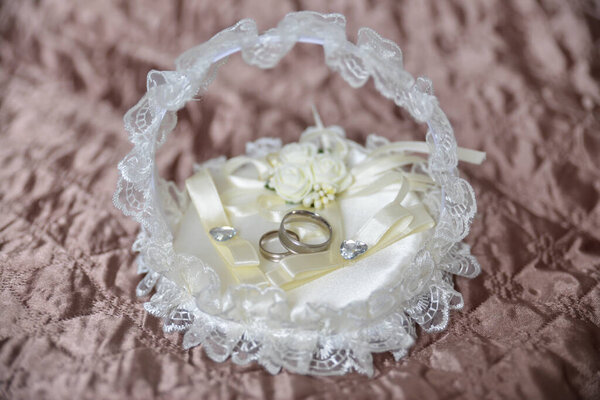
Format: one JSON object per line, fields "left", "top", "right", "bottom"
{"left": 186, "top": 142, "right": 485, "bottom": 290}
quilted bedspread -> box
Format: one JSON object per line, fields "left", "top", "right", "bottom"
{"left": 1, "top": 1, "right": 599, "bottom": 399}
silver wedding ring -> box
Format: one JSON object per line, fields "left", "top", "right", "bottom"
{"left": 278, "top": 210, "right": 332, "bottom": 254}
{"left": 259, "top": 210, "right": 333, "bottom": 262}
{"left": 259, "top": 229, "right": 300, "bottom": 262}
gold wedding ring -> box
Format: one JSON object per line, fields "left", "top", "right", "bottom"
{"left": 259, "top": 229, "right": 300, "bottom": 262}
{"left": 278, "top": 210, "right": 332, "bottom": 254}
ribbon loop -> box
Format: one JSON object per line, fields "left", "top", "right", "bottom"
{"left": 186, "top": 168, "right": 268, "bottom": 285}
{"left": 223, "top": 156, "right": 272, "bottom": 189}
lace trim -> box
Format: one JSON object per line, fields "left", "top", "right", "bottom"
{"left": 114, "top": 11, "right": 481, "bottom": 376}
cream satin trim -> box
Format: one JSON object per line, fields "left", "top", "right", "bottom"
{"left": 270, "top": 202, "right": 434, "bottom": 290}
{"left": 352, "top": 154, "right": 425, "bottom": 181}
{"left": 221, "top": 188, "right": 292, "bottom": 223}
{"left": 268, "top": 174, "right": 435, "bottom": 289}
{"left": 367, "top": 141, "right": 486, "bottom": 165}
{"left": 404, "top": 172, "right": 436, "bottom": 191}
{"left": 218, "top": 140, "right": 484, "bottom": 217}
{"left": 186, "top": 169, "right": 268, "bottom": 286}
{"left": 349, "top": 174, "right": 412, "bottom": 248}
{"left": 266, "top": 202, "right": 345, "bottom": 288}
{"left": 221, "top": 156, "right": 298, "bottom": 222}
{"left": 223, "top": 156, "right": 272, "bottom": 189}
{"left": 345, "top": 170, "right": 404, "bottom": 197}
{"left": 217, "top": 149, "right": 439, "bottom": 289}
{"left": 186, "top": 140, "right": 484, "bottom": 289}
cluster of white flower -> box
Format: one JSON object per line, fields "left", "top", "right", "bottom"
{"left": 266, "top": 135, "right": 352, "bottom": 208}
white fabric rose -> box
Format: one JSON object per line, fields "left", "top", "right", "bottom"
{"left": 269, "top": 164, "right": 314, "bottom": 203}
{"left": 300, "top": 126, "right": 349, "bottom": 160}
{"left": 311, "top": 153, "right": 352, "bottom": 192}
{"left": 278, "top": 142, "right": 317, "bottom": 165}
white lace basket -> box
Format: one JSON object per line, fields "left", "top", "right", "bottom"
{"left": 114, "top": 11, "right": 482, "bottom": 376}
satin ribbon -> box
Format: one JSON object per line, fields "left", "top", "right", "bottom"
{"left": 186, "top": 140, "right": 486, "bottom": 289}
{"left": 269, "top": 174, "right": 435, "bottom": 289}
{"left": 367, "top": 141, "right": 487, "bottom": 165}
{"left": 221, "top": 188, "right": 290, "bottom": 222}
{"left": 222, "top": 156, "right": 272, "bottom": 189}
{"left": 185, "top": 168, "right": 268, "bottom": 286}
{"left": 216, "top": 159, "right": 432, "bottom": 288}
{"left": 271, "top": 204, "right": 434, "bottom": 291}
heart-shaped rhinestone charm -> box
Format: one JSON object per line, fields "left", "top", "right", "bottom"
{"left": 340, "top": 239, "right": 368, "bottom": 260}
{"left": 209, "top": 226, "right": 237, "bottom": 242}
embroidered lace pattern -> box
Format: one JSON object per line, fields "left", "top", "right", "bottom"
{"left": 114, "top": 11, "right": 481, "bottom": 376}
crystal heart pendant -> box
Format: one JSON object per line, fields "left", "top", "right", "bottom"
{"left": 340, "top": 239, "right": 368, "bottom": 260}
{"left": 209, "top": 226, "right": 238, "bottom": 242}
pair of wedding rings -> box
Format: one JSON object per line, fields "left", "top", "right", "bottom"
{"left": 259, "top": 210, "right": 332, "bottom": 262}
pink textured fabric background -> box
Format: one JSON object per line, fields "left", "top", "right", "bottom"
{"left": 1, "top": 1, "right": 600, "bottom": 399}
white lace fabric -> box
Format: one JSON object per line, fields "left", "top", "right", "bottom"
{"left": 114, "top": 11, "right": 482, "bottom": 376}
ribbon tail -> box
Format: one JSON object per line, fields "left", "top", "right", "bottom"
{"left": 367, "top": 141, "right": 486, "bottom": 165}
